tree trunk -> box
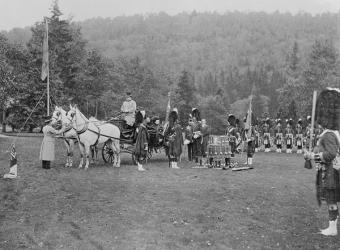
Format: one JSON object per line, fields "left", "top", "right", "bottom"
{"left": 87, "top": 100, "right": 89, "bottom": 117}
{"left": 95, "top": 100, "right": 98, "bottom": 118}
{"left": 2, "top": 108, "right": 6, "bottom": 133}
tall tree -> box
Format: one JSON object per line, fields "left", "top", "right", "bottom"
{"left": 175, "top": 70, "right": 196, "bottom": 123}
{"left": 300, "top": 39, "right": 338, "bottom": 115}
{"left": 27, "top": 0, "right": 87, "bottom": 106}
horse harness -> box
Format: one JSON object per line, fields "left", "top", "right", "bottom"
{"left": 76, "top": 120, "right": 101, "bottom": 147}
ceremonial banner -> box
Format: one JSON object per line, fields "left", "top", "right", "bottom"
{"left": 164, "top": 91, "right": 171, "bottom": 125}
{"left": 245, "top": 98, "right": 252, "bottom": 131}
{"left": 41, "top": 19, "right": 49, "bottom": 82}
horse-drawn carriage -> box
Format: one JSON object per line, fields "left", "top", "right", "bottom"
{"left": 52, "top": 106, "right": 165, "bottom": 169}
{"left": 102, "top": 114, "right": 164, "bottom": 165}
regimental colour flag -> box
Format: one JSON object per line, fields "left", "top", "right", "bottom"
{"left": 41, "top": 19, "right": 49, "bottom": 82}
{"left": 245, "top": 97, "right": 252, "bottom": 131}
{"left": 165, "top": 91, "right": 171, "bottom": 125}
{"left": 4, "top": 144, "right": 17, "bottom": 179}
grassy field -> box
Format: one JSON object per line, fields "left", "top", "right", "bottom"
{"left": 1, "top": 136, "right": 340, "bottom": 250}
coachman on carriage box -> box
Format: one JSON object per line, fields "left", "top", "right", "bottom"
{"left": 304, "top": 88, "right": 340, "bottom": 236}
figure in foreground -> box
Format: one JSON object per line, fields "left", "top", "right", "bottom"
{"left": 304, "top": 88, "right": 340, "bottom": 236}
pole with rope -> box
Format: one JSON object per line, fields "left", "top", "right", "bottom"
{"left": 41, "top": 17, "right": 49, "bottom": 116}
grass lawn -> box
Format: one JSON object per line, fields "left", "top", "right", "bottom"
{"left": 0, "top": 136, "right": 340, "bottom": 250}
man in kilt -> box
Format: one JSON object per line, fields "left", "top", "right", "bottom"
{"left": 274, "top": 119, "right": 284, "bottom": 153}
{"left": 285, "top": 118, "right": 294, "bottom": 153}
{"left": 262, "top": 118, "right": 271, "bottom": 152}
{"left": 223, "top": 114, "right": 240, "bottom": 169}
{"left": 135, "top": 110, "right": 148, "bottom": 171}
{"left": 243, "top": 114, "right": 256, "bottom": 167}
{"left": 164, "top": 110, "right": 183, "bottom": 169}
{"left": 191, "top": 108, "right": 203, "bottom": 166}
{"left": 295, "top": 118, "right": 304, "bottom": 154}
{"left": 304, "top": 88, "right": 340, "bottom": 236}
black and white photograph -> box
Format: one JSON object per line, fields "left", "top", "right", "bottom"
{"left": 1, "top": 0, "right": 340, "bottom": 249}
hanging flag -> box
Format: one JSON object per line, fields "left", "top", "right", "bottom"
{"left": 41, "top": 19, "right": 49, "bottom": 82}
{"left": 3, "top": 144, "right": 17, "bottom": 179}
{"left": 165, "top": 91, "right": 171, "bottom": 123}
{"left": 245, "top": 97, "right": 252, "bottom": 131}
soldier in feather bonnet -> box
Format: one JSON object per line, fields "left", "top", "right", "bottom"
{"left": 134, "top": 110, "right": 148, "bottom": 171}
{"left": 304, "top": 88, "right": 340, "bottom": 236}
{"left": 164, "top": 109, "right": 183, "bottom": 168}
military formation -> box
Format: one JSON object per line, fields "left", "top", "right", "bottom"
{"left": 255, "top": 116, "right": 322, "bottom": 153}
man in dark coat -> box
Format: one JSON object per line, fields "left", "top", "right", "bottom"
{"left": 200, "top": 119, "right": 211, "bottom": 167}
{"left": 191, "top": 108, "right": 202, "bottom": 164}
{"left": 135, "top": 110, "right": 149, "bottom": 171}
{"left": 164, "top": 110, "right": 183, "bottom": 168}
{"left": 304, "top": 88, "right": 340, "bottom": 236}
{"left": 223, "top": 114, "right": 240, "bottom": 169}
{"left": 184, "top": 117, "right": 194, "bottom": 161}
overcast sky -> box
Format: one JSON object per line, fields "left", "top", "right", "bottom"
{"left": 1, "top": 0, "right": 340, "bottom": 31}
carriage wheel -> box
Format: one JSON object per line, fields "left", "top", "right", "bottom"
{"left": 102, "top": 142, "right": 115, "bottom": 163}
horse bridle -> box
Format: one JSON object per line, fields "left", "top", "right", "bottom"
{"left": 69, "top": 108, "right": 89, "bottom": 135}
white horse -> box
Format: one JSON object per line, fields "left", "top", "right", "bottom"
{"left": 67, "top": 104, "right": 121, "bottom": 169}
{"left": 51, "top": 106, "right": 78, "bottom": 167}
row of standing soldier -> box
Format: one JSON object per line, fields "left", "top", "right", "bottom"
{"left": 257, "top": 116, "right": 324, "bottom": 153}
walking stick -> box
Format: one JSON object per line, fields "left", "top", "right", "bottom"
{"left": 304, "top": 91, "right": 317, "bottom": 169}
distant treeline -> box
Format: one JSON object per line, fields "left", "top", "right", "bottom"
{"left": 1, "top": 3, "right": 340, "bottom": 133}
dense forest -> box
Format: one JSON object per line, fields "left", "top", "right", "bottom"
{"left": 1, "top": 1, "right": 340, "bottom": 133}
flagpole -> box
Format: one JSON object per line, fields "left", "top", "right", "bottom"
{"left": 45, "top": 18, "right": 50, "bottom": 116}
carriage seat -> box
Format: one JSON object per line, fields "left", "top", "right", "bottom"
{"left": 120, "top": 125, "right": 136, "bottom": 141}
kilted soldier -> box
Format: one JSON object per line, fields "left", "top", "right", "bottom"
{"left": 285, "top": 118, "right": 294, "bottom": 153}
{"left": 40, "top": 115, "right": 66, "bottom": 169}
{"left": 134, "top": 110, "right": 148, "bottom": 171}
{"left": 244, "top": 115, "right": 256, "bottom": 167}
{"left": 295, "top": 118, "right": 304, "bottom": 154}
{"left": 192, "top": 108, "right": 203, "bottom": 165}
{"left": 184, "top": 117, "right": 194, "bottom": 161}
{"left": 254, "top": 124, "right": 261, "bottom": 152}
{"left": 274, "top": 119, "right": 284, "bottom": 153}
{"left": 223, "top": 114, "right": 240, "bottom": 169}
{"left": 262, "top": 118, "right": 271, "bottom": 152}
{"left": 164, "top": 110, "right": 183, "bottom": 169}
{"left": 200, "top": 119, "right": 211, "bottom": 167}
{"left": 304, "top": 88, "right": 340, "bottom": 236}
